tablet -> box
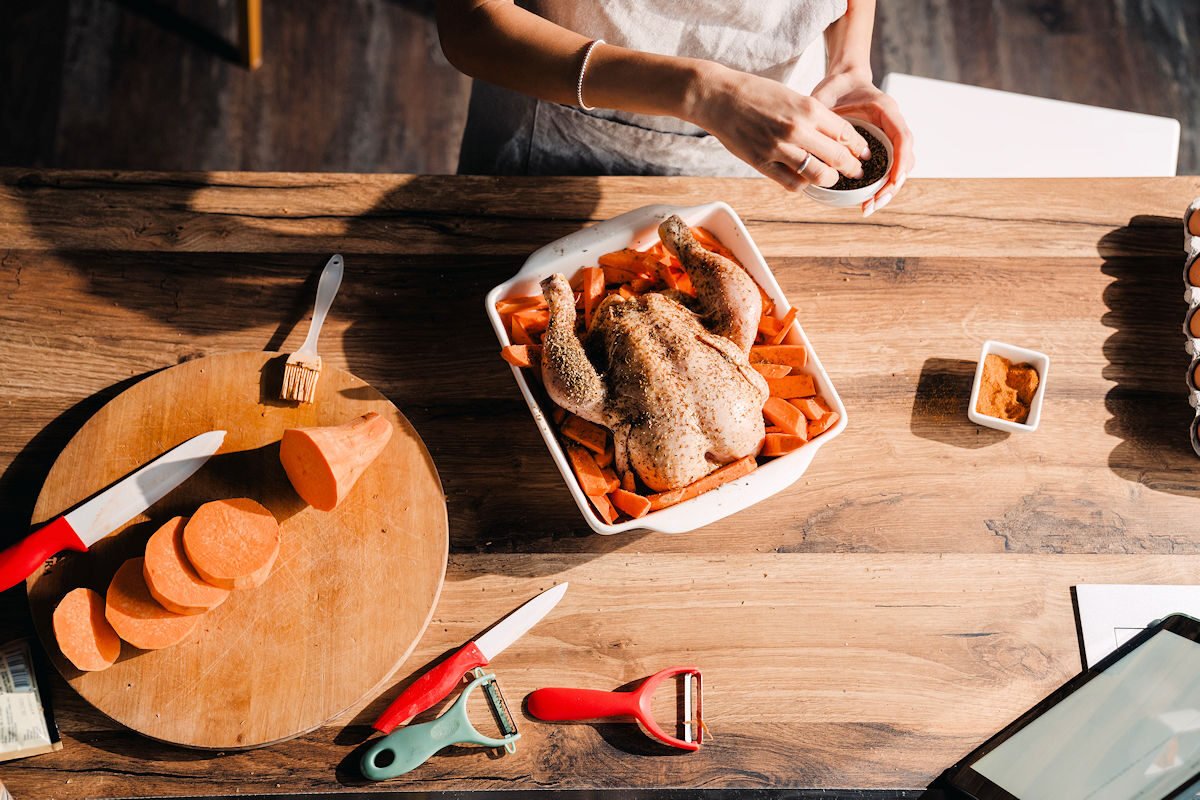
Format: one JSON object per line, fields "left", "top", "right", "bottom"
{"left": 948, "top": 613, "right": 1200, "bottom": 800}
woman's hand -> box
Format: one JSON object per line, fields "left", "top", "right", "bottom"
{"left": 686, "top": 64, "right": 874, "bottom": 192}
{"left": 812, "top": 69, "right": 915, "bottom": 216}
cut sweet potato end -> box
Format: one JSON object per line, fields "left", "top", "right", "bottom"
{"left": 280, "top": 412, "right": 393, "bottom": 511}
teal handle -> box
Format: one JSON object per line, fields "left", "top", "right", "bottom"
{"left": 360, "top": 672, "right": 519, "bottom": 781}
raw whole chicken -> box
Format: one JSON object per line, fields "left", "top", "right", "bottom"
{"left": 539, "top": 215, "right": 768, "bottom": 492}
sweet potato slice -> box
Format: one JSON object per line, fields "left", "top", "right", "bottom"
{"left": 588, "top": 492, "right": 618, "bottom": 525}
{"left": 789, "top": 397, "right": 825, "bottom": 421}
{"left": 766, "top": 375, "right": 816, "bottom": 399}
{"left": 500, "top": 344, "right": 541, "bottom": 368}
{"left": 105, "top": 559, "right": 200, "bottom": 650}
{"left": 581, "top": 266, "right": 605, "bottom": 329}
{"left": 560, "top": 415, "right": 609, "bottom": 455}
{"left": 280, "top": 412, "right": 394, "bottom": 511}
{"left": 646, "top": 456, "right": 757, "bottom": 511}
{"left": 610, "top": 489, "right": 651, "bottom": 519}
{"left": 751, "top": 362, "right": 791, "bottom": 379}
{"left": 761, "top": 433, "right": 808, "bottom": 456}
{"left": 144, "top": 516, "right": 230, "bottom": 615}
{"left": 183, "top": 499, "right": 281, "bottom": 590}
{"left": 764, "top": 308, "right": 797, "bottom": 346}
{"left": 54, "top": 587, "right": 121, "bottom": 671}
{"left": 751, "top": 345, "right": 808, "bottom": 369}
{"left": 495, "top": 295, "right": 545, "bottom": 316}
{"left": 762, "top": 397, "right": 806, "bottom": 436}
{"left": 600, "top": 466, "right": 621, "bottom": 494}
{"left": 808, "top": 411, "right": 841, "bottom": 438}
{"left": 566, "top": 445, "right": 610, "bottom": 497}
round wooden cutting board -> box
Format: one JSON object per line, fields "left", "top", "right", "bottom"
{"left": 27, "top": 351, "right": 448, "bottom": 749}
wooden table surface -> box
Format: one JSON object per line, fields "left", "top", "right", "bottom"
{"left": 1, "top": 170, "right": 1199, "bottom": 799}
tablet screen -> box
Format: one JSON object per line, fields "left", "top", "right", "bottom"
{"left": 968, "top": 627, "right": 1200, "bottom": 800}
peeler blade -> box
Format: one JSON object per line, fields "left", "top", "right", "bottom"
{"left": 683, "top": 672, "right": 693, "bottom": 744}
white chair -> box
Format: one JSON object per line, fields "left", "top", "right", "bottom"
{"left": 880, "top": 73, "right": 1180, "bottom": 177}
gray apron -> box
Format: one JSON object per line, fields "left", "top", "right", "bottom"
{"left": 457, "top": 0, "right": 847, "bottom": 176}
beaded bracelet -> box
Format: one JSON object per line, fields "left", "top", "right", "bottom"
{"left": 576, "top": 39, "right": 605, "bottom": 111}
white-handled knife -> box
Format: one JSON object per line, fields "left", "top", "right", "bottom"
{"left": 0, "top": 430, "right": 226, "bottom": 591}
{"left": 372, "top": 582, "right": 568, "bottom": 733}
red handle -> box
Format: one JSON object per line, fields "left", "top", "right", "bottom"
{"left": 372, "top": 641, "right": 488, "bottom": 733}
{"left": 0, "top": 517, "right": 86, "bottom": 592}
{"left": 526, "top": 687, "right": 641, "bottom": 722}
{"left": 527, "top": 667, "right": 704, "bottom": 752}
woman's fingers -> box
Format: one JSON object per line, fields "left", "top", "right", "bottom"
{"left": 758, "top": 144, "right": 841, "bottom": 191}
{"left": 777, "top": 143, "right": 839, "bottom": 188}
{"left": 812, "top": 104, "right": 872, "bottom": 161}
{"left": 790, "top": 100, "right": 870, "bottom": 180}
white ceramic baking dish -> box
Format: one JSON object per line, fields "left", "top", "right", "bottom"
{"left": 485, "top": 202, "right": 848, "bottom": 534}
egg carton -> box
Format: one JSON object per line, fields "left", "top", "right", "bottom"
{"left": 1184, "top": 198, "right": 1200, "bottom": 456}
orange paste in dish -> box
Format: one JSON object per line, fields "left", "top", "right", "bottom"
{"left": 977, "top": 354, "right": 1039, "bottom": 423}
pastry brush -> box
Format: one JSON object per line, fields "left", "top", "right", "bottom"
{"left": 281, "top": 254, "right": 344, "bottom": 403}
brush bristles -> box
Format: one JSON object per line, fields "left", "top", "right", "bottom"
{"left": 281, "top": 359, "right": 322, "bottom": 402}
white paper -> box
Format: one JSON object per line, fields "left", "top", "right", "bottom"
{"left": 0, "top": 639, "right": 58, "bottom": 762}
{"left": 1075, "top": 584, "right": 1200, "bottom": 667}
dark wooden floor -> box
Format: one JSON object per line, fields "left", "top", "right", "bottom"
{"left": 1, "top": 0, "right": 1197, "bottom": 173}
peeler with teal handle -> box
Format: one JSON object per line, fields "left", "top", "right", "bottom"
{"left": 361, "top": 668, "right": 520, "bottom": 781}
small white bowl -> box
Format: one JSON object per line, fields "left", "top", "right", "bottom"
{"left": 803, "top": 117, "right": 894, "bottom": 208}
{"left": 968, "top": 340, "right": 1050, "bottom": 433}
{"left": 485, "top": 202, "right": 847, "bottom": 535}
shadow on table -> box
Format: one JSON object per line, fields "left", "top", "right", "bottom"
{"left": 910, "top": 357, "right": 1008, "bottom": 449}
{"left": 1099, "top": 216, "right": 1200, "bottom": 499}
{"left": 2, "top": 171, "right": 640, "bottom": 571}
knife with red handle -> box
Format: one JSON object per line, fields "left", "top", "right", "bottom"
{"left": 373, "top": 582, "right": 567, "bottom": 733}
{"left": 0, "top": 431, "right": 225, "bottom": 592}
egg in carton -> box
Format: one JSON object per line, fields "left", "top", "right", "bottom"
{"left": 1184, "top": 198, "right": 1200, "bottom": 456}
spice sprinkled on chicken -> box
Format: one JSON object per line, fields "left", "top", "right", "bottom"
{"left": 539, "top": 216, "right": 768, "bottom": 492}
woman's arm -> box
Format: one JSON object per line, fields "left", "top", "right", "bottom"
{"left": 436, "top": 0, "right": 702, "bottom": 120}
{"left": 436, "top": 0, "right": 871, "bottom": 190}
{"left": 823, "top": 0, "right": 875, "bottom": 81}
{"left": 812, "top": 0, "right": 915, "bottom": 215}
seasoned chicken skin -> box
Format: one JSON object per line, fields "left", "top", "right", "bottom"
{"left": 539, "top": 216, "right": 768, "bottom": 492}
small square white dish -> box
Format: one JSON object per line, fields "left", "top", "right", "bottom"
{"left": 484, "top": 202, "right": 848, "bottom": 535}
{"left": 967, "top": 340, "right": 1050, "bottom": 433}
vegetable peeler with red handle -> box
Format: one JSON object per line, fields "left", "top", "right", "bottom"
{"left": 526, "top": 666, "right": 706, "bottom": 751}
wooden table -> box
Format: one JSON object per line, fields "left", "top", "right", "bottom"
{"left": 1, "top": 170, "right": 1198, "bottom": 798}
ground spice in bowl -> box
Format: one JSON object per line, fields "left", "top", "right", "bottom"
{"left": 977, "top": 354, "right": 1040, "bottom": 423}
{"left": 832, "top": 126, "right": 889, "bottom": 191}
